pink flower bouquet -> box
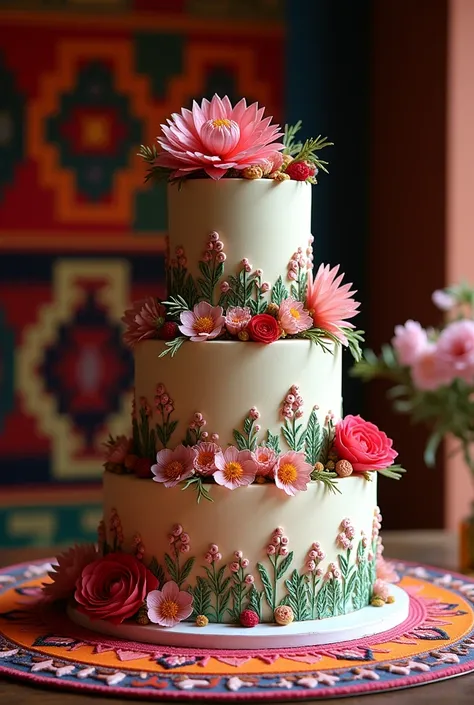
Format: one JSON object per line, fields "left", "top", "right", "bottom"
{"left": 352, "top": 283, "right": 474, "bottom": 473}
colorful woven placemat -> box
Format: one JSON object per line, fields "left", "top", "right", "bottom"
{"left": 0, "top": 559, "right": 473, "bottom": 700}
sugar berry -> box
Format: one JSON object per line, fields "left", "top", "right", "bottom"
{"left": 134, "top": 458, "right": 153, "bottom": 479}
{"left": 239, "top": 609, "right": 259, "bottom": 628}
{"left": 159, "top": 321, "right": 179, "bottom": 340}
{"left": 285, "top": 160, "right": 312, "bottom": 182}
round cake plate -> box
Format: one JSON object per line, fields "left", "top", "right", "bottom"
{"left": 68, "top": 583, "right": 409, "bottom": 649}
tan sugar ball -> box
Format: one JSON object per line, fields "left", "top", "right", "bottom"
{"left": 135, "top": 606, "right": 150, "bottom": 625}
{"left": 195, "top": 615, "right": 209, "bottom": 627}
{"left": 371, "top": 597, "right": 385, "bottom": 608}
{"left": 272, "top": 171, "right": 291, "bottom": 182}
{"left": 282, "top": 154, "right": 294, "bottom": 167}
{"left": 242, "top": 165, "right": 263, "bottom": 180}
{"left": 313, "top": 462, "right": 324, "bottom": 473}
{"left": 266, "top": 302, "right": 280, "bottom": 318}
{"left": 386, "top": 595, "right": 395, "bottom": 604}
{"left": 335, "top": 459, "right": 353, "bottom": 477}
{"left": 274, "top": 605, "right": 294, "bottom": 626}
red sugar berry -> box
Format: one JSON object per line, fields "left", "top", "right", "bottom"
{"left": 239, "top": 609, "right": 259, "bottom": 628}
{"left": 159, "top": 321, "right": 179, "bottom": 340}
{"left": 304, "top": 161, "right": 318, "bottom": 177}
{"left": 134, "top": 458, "right": 153, "bottom": 479}
{"left": 285, "top": 160, "right": 312, "bottom": 182}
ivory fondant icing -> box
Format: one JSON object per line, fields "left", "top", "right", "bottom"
{"left": 103, "top": 472, "right": 378, "bottom": 623}
{"left": 167, "top": 179, "right": 312, "bottom": 287}
{"left": 134, "top": 340, "right": 342, "bottom": 449}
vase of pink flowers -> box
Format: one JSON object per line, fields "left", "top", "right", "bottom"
{"left": 352, "top": 283, "right": 474, "bottom": 572}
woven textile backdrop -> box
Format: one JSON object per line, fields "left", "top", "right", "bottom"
{"left": 0, "top": 0, "right": 284, "bottom": 548}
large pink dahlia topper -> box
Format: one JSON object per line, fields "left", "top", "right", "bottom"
{"left": 153, "top": 95, "right": 284, "bottom": 180}
{"left": 305, "top": 264, "right": 360, "bottom": 345}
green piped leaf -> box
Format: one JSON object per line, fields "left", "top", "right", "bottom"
{"left": 271, "top": 276, "right": 289, "bottom": 305}
{"left": 164, "top": 553, "right": 178, "bottom": 583}
{"left": 282, "top": 569, "right": 310, "bottom": 621}
{"left": 257, "top": 562, "right": 274, "bottom": 609}
{"left": 276, "top": 551, "right": 294, "bottom": 581}
{"left": 180, "top": 557, "right": 195, "bottom": 585}
{"left": 148, "top": 557, "right": 166, "bottom": 589}
{"left": 159, "top": 336, "right": 187, "bottom": 358}
{"left": 233, "top": 429, "right": 248, "bottom": 451}
{"left": 247, "top": 585, "right": 264, "bottom": 620}
{"left": 304, "top": 408, "right": 323, "bottom": 465}
{"left": 190, "top": 576, "right": 212, "bottom": 619}
{"left": 266, "top": 430, "right": 281, "bottom": 454}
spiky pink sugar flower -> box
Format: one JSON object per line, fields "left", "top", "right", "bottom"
{"left": 278, "top": 296, "right": 313, "bottom": 335}
{"left": 152, "top": 445, "right": 195, "bottom": 487}
{"left": 179, "top": 301, "right": 225, "bottom": 342}
{"left": 274, "top": 451, "right": 312, "bottom": 496}
{"left": 122, "top": 297, "right": 166, "bottom": 347}
{"left": 225, "top": 306, "right": 252, "bottom": 335}
{"left": 146, "top": 580, "right": 194, "bottom": 628}
{"left": 305, "top": 264, "right": 360, "bottom": 344}
{"left": 214, "top": 446, "right": 257, "bottom": 490}
{"left": 193, "top": 441, "right": 220, "bottom": 476}
{"left": 153, "top": 95, "right": 284, "bottom": 180}
{"left": 42, "top": 544, "right": 98, "bottom": 602}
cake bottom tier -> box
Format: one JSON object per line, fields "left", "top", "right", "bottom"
{"left": 102, "top": 473, "right": 380, "bottom": 624}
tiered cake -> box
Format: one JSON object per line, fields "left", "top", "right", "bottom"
{"left": 44, "top": 95, "right": 406, "bottom": 644}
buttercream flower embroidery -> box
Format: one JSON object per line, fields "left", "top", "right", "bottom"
{"left": 305, "top": 264, "right": 360, "bottom": 344}
{"left": 146, "top": 580, "right": 194, "bottom": 627}
{"left": 152, "top": 445, "right": 195, "bottom": 487}
{"left": 43, "top": 544, "right": 98, "bottom": 602}
{"left": 179, "top": 302, "right": 225, "bottom": 342}
{"left": 278, "top": 297, "right": 313, "bottom": 335}
{"left": 122, "top": 297, "right": 166, "bottom": 347}
{"left": 193, "top": 441, "right": 220, "bottom": 476}
{"left": 214, "top": 446, "right": 257, "bottom": 489}
{"left": 225, "top": 306, "right": 252, "bottom": 336}
{"left": 152, "top": 94, "right": 284, "bottom": 180}
{"left": 274, "top": 451, "right": 312, "bottom": 495}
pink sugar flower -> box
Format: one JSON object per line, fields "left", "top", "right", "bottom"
{"left": 42, "top": 544, "right": 98, "bottom": 602}
{"left": 305, "top": 264, "right": 360, "bottom": 344}
{"left": 146, "top": 580, "right": 194, "bottom": 628}
{"left": 391, "top": 320, "right": 428, "bottom": 366}
{"left": 411, "top": 344, "right": 452, "bottom": 391}
{"left": 225, "top": 306, "right": 252, "bottom": 336}
{"left": 193, "top": 441, "right": 220, "bottom": 476}
{"left": 214, "top": 446, "right": 257, "bottom": 489}
{"left": 432, "top": 289, "right": 456, "bottom": 311}
{"left": 253, "top": 446, "right": 278, "bottom": 477}
{"left": 105, "top": 435, "right": 132, "bottom": 464}
{"left": 274, "top": 451, "right": 312, "bottom": 496}
{"left": 153, "top": 94, "right": 284, "bottom": 180}
{"left": 376, "top": 556, "right": 400, "bottom": 583}
{"left": 436, "top": 319, "right": 474, "bottom": 383}
{"left": 179, "top": 301, "right": 225, "bottom": 342}
{"left": 152, "top": 445, "right": 195, "bottom": 487}
{"left": 372, "top": 578, "right": 390, "bottom": 602}
{"left": 122, "top": 297, "right": 166, "bottom": 347}
{"left": 278, "top": 296, "right": 313, "bottom": 335}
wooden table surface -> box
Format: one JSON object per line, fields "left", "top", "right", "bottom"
{"left": 1, "top": 533, "right": 473, "bottom": 704}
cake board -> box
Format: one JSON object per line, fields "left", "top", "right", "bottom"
{"left": 0, "top": 559, "right": 473, "bottom": 701}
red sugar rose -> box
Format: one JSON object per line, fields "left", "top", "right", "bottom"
{"left": 247, "top": 314, "right": 280, "bottom": 344}
{"left": 74, "top": 552, "right": 158, "bottom": 624}
{"left": 334, "top": 415, "right": 398, "bottom": 472}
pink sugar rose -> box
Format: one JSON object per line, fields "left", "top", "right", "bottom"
{"left": 193, "top": 441, "right": 220, "bottom": 476}
{"left": 225, "top": 306, "right": 252, "bottom": 336}
{"left": 179, "top": 301, "right": 225, "bottom": 342}
{"left": 411, "top": 344, "right": 453, "bottom": 391}
{"left": 74, "top": 552, "right": 158, "bottom": 624}
{"left": 391, "top": 320, "right": 428, "bottom": 366}
{"left": 436, "top": 319, "right": 474, "bottom": 383}
{"left": 334, "top": 415, "right": 398, "bottom": 472}
{"left": 278, "top": 297, "right": 313, "bottom": 335}
{"left": 214, "top": 446, "right": 257, "bottom": 489}
{"left": 253, "top": 445, "right": 278, "bottom": 477}
{"left": 43, "top": 544, "right": 98, "bottom": 602}
{"left": 146, "top": 580, "right": 194, "bottom": 628}
{"left": 152, "top": 445, "right": 195, "bottom": 487}
{"left": 274, "top": 450, "right": 312, "bottom": 496}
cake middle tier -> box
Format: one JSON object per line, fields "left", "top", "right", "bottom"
{"left": 134, "top": 340, "right": 342, "bottom": 450}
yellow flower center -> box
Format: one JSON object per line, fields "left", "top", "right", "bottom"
{"left": 165, "top": 461, "right": 183, "bottom": 480}
{"left": 278, "top": 462, "right": 298, "bottom": 484}
{"left": 290, "top": 307, "right": 300, "bottom": 319}
{"left": 194, "top": 316, "right": 214, "bottom": 334}
{"left": 198, "top": 451, "right": 214, "bottom": 466}
{"left": 224, "top": 461, "right": 243, "bottom": 481}
{"left": 160, "top": 599, "right": 179, "bottom": 619}
{"left": 212, "top": 118, "right": 232, "bottom": 128}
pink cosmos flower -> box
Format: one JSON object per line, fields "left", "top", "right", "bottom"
{"left": 193, "top": 442, "right": 220, "bottom": 476}
{"left": 274, "top": 451, "right": 312, "bottom": 496}
{"left": 122, "top": 297, "right": 166, "bottom": 347}
{"left": 225, "top": 306, "right": 252, "bottom": 335}
{"left": 305, "top": 264, "right": 360, "bottom": 344}
{"left": 179, "top": 301, "right": 225, "bottom": 342}
{"left": 278, "top": 296, "right": 313, "bottom": 335}
{"left": 436, "top": 319, "right": 474, "bottom": 383}
{"left": 214, "top": 446, "right": 257, "bottom": 489}
{"left": 391, "top": 320, "right": 428, "bottom": 366}
{"left": 253, "top": 446, "right": 278, "bottom": 477}
{"left": 411, "top": 344, "right": 452, "bottom": 391}
{"left": 42, "top": 544, "right": 98, "bottom": 602}
{"left": 146, "top": 580, "right": 194, "bottom": 628}
{"left": 152, "top": 445, "right": 195, "bottom": 487}
{"left": 153, "top": 94, "right": 284, "bottom": 180}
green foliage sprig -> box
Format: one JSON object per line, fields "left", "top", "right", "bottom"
{"left": 283, "top": 120, "right": 333, "bottom": 173}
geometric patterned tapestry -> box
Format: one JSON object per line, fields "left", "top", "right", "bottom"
{"left": 0, "top": 0, "right": 284, "bottom": 547}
